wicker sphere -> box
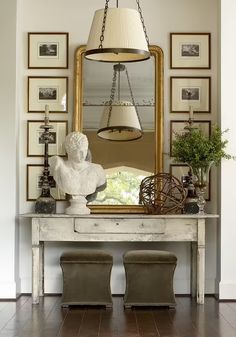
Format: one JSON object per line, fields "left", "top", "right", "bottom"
{"left": 139, "top": 173, "right": 187, "bottom": 214}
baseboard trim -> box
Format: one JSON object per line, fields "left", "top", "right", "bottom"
{"left": 1, "top": 293, "right": 218, "bottom": 301}
{"left": 219, "top": 281, "right": 236, "bottom": 300}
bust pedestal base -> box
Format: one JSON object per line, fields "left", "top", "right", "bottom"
{"left": 66, "top": 196, "right": 90, "bottom": 215}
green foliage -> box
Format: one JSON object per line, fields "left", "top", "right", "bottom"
{"left": 172, "top": 126, "right": 232, "bottom": 168}
{"left": 90, "top": 171, "right": 145, "bottom": 205}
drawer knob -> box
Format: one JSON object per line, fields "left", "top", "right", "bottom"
{"left": 116, "top": 222, "right": 119, "bottom": 226}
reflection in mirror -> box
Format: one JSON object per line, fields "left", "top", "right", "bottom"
{"left": 73, "top": 45, "right": 163, "bottom": 213}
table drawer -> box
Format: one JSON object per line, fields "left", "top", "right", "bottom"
{"left": 74, "top": 218, "right": 166, "bottom": 234}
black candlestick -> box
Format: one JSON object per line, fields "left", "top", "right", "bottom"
{"left": 35, "top": 115, "right": 56, "bottom": 214}
{"left": 183, "top": 170, "right": 199, "bottom": 214}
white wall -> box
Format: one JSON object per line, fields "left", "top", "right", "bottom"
{"left": 17, "top": 0, "right": 219, "bottom": 295}
{"left": 0, "top": 0, "right": 18, "bottom": 298}
{"left": 220, "top": 0, "right": 236, "bottom": 299}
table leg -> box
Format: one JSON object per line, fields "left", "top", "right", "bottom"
{"left": 191, "top": 242, "right": 197, "bottom": 298}
{"left": 32, "top": 218, "right": 40, "bottom": 304}
{"left": 197, "top": 218, "right": 205, "bottom": 304}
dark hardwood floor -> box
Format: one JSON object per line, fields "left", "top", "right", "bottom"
{"left": 0, "top": 296, "right": 236, "bottom": 337}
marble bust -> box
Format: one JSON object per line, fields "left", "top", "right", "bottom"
{"left": 49, "top": 131, "right": 106, "bottom": 214}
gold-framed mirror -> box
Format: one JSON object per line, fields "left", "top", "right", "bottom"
{"left": 73, "top": 45, "right": 164, "bottom": 213}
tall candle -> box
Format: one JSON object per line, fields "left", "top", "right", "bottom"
{"left": 189, "top": 106, "right": 194, "bottom": 120}
{"left": 45, "top": 104, "right": 50, "bottom": 119}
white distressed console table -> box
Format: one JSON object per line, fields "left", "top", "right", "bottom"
{"left": 21, "top": 213, "right": 218, "bottom": 305}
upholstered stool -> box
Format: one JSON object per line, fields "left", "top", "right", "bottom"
{"left": 60, "top": 249, "right": 113, "bottom": 307}
{"left": 123, "top": 250, "right": 177, "bottom": 307}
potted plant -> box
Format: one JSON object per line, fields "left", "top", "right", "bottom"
{"left": 172, "top": 125, "right": 232, "bottom": 213}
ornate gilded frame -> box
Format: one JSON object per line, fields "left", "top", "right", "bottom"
{"left": 73, "top": 45, "right": 164, "bottom": 213}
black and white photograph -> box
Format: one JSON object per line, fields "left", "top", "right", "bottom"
{"left": 27, "top": 120, "right": 68, "bottom": 156}
{"left": 28, "top": 76, "right": 68, "bottom": 112}
{"left": 170, "top": 77, "right": 211, "bottom": 113}
{"left": 38, "top": 131, "right": 57, "bottom": 144}
{"left": 170, "top": 33, "right": 210, "bottom": 68}
{"left": 38, "top": 87, "right": 57, "bottom": 101}
{"left": 28, "top": 32, "right": 68, "bottom": 68}
{"left": 27, "top": 164, "right": 66, "bottom": 201}
{"left": 181, "top": 43, "right": 200, "bottom": 57}
{"left": 181, "top": 87, "right": 200, "bottom": 101}
{"left": 38, "top": 43, "right": 58, "bottom": 57}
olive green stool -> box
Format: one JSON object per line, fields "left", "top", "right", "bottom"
{"left": 60, "top": 249, "right": 113, "bottom": 307}
{"left": 123, "top": 250, "right": 177, "bottom": 308}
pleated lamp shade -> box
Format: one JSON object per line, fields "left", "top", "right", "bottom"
{"left": 97, "top": 101, "right": 142, "bottom": 141}
{"left": 85, "top": 8, "right": 150, "bottom": 62}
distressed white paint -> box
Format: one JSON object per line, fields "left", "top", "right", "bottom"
{"left": 22, "top": 214, "right": 218, "bottom": 304}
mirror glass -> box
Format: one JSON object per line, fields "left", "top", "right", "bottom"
{"left": 73, "top": 45, "right": 163, "bottom": 213}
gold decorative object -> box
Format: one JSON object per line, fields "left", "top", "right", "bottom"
{"left": 73, "top": 45, "right": 164, "bottom": 214}
{"left": 139, "top": 173, "right": 186, "bottom": 214}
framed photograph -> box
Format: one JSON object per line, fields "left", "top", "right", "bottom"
{"left": 170, "top": 77, "right": 211, "bottom": 113}
{"left": 170, "top": 120, "right": 211, "bottom": 156}
{"left": 170, "top": 33, "right": 211, "bottom": 69}
{"left": 28, "top": 76, "right": 68, "bottom": 113}
{"left": 26, "top": 164, "right": 66, "bottom": 201}
{"left": 28, "top": 32, "right": 68, "bottom": 69}
{"left": 170, "top": 164, "right": 210, "bottom": 201}
{"left": 27, "top": 120, "right": 68, "bottom": 157}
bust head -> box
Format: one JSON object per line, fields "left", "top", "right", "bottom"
{"left": 49, "top": 131, "right": 106, "bottom": 214}
{"left": 65, "top": 131, "right": 88, "bottom": 163}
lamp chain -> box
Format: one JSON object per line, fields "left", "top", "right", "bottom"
{"left": 99, "top": 0, "right": 110, "bottom": 49}
{"left": 107, "top": 68, "right": 117, "bottom": 126}
{"left": 135, "top": 0, "right": 149, "bottom": 46}
{"left": 125, "top": 68, "right": 142, "bottom": 130}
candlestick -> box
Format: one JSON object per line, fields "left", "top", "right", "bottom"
{"left": 35, "top": 118, "right": 56, "bottom": 214}
{"left": 189, "top": 106, "right": 194, "bottom": 120}
{"left": 45, "top": 105, "right": 50, "bottom": 125}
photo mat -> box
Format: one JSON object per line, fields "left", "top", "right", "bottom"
{"left": 28, "top": 76, "right": 68, "bottom": 112}
{"left": 28, "top": 32, "right": 68, "bottom": 68}
{"left": 170, "top": 77, "right": 211, "bottom": 113}
{"left": 27, "top": 120, "right": 68, "bottom": 157}
{"left": 170, "top": 33, "right": 211, "bottom": 69}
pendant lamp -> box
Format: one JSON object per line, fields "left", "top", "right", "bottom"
{"left": 97, "top": 63, "right": 142, "bottom": 141}
{"left": 85, "top": 0, "right": 150, "bottom": 63}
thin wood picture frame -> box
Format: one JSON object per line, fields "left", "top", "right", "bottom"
{"left": 170, "top": 33, "right": 211, "bottom": 69}
{"left": 27, "top": 120, "right": 68, "bottom": 157}
{"left": 28, "top": 32, "right": 69, "bottom": 69}
{"left": 28, "top": 76, "right": 68, "bottom": 113}
{"left": 170, "top": 76, "right": 211, "bottom": 113}
{"left": 26, "top": 164, "right": 66, "bottom": 201}
{"left": 170, "top": 163, "right": 211, "bottom": 201}
{"left": 170, "top": 120, "right": 211, "bottom": 157}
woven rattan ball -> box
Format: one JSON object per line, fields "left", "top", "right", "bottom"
{"left": 139, "top": 173, "right": 187, "bottom": 214}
